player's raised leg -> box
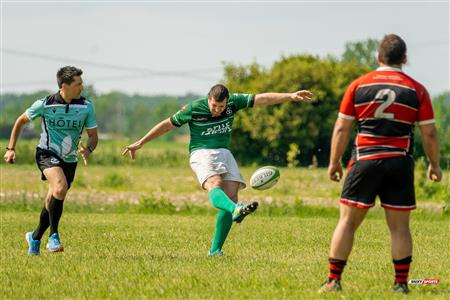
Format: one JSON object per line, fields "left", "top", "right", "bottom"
{"left": 205, "top": 175, "right": 237, "bottom": 215}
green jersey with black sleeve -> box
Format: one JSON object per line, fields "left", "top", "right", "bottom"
{"left": 25, "top": 92, "right": 98, "bottom": 163}
{"left": 170, "top": 93, "right": 254, "bottom": 153}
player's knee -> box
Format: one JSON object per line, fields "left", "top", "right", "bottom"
{"left": 52, "top": 180, "right": 68, "bottom": 199}
{"left": 204, "top": 176, "right": 222, "bottom": 190}
{"left": 226, "top": 193, "right": 237, "bottom": 202}
{"left": 340, "top": 216, "right": 361, "bottom": 231}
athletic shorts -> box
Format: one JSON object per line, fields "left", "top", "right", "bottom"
{"left": 189, "top": 148, "right": 246, "bottom": 190}
{"left": 341, "top": 156, "right": 416, "bottom": 211}
{"left": 35, "top": 147, "right": 78, "bottom": 189}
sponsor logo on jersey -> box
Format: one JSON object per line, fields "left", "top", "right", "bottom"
{"left": 201, "top": 122, "right": 232, "bottom": 136}
{"left": 181, "top": 105, "right": 187, "bottom": 111}
{"left": 48, "top": 119, "right": 83, "bottom": 129}
{"left": 226, "top": 107, "right": 233, "bottom": 116}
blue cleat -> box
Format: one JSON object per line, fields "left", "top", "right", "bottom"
{"left": 47, "top": 233, "right": 64, "bottom": 252}
{"left": 232, "top": 202, "right": 258, "bottom": 223}
{"left": 208, "top": 249, "right": 224, "bottom": 257}
{"left": 25, "top": 231, "right": 41, "bottom": 256}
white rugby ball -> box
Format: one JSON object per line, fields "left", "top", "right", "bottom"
{"left": 250, "top": 166, "right": 280, "bottom": 190}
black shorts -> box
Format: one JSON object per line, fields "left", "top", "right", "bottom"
{"left": 35, "top": 148, "right": 78, "bottom": 189}
{"left": 341, "top": 156, "right": 415, "bottom": 211}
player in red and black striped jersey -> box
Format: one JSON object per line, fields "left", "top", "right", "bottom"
{"left": 320, "top": 34, "right": 442, "bottom": 294}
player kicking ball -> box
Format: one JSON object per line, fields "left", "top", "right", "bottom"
{"left": 123, "top": 84, "right": 313, "bottom": 256}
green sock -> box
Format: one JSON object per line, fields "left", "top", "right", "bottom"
{"left": 208, "top": 187, "right": 237, "bottom": 214}
{"left": 210, "top": 210, "right": 233, "bottom": 253}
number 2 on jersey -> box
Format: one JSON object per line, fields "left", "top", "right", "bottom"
{"left": 374, "top": 89, "right": 396, "bottom": 119}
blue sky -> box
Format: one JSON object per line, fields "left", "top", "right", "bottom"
{"left": 1, "top": 1, "right": 449, "bottom": 96}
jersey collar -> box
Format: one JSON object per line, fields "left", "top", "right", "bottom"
{"left": 54, "top": 91, "right": 85, "bottom": 104}
{"left": 376, "top": 66, "right": 403, "bottom": 73}
{"left": 54, "top": 91, "right": 67, "bottom": 104}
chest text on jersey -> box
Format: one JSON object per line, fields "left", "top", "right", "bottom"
{"left": 201, "top": 122, "right": 232, "bottom": 136}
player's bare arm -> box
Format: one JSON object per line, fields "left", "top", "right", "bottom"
{"left": 254, "top": 90, "right": 313, "bottom": 106}
{"left": 79, "top": 128, "right": 98, "bottom": 165}
{"left": 3, "top": 113, "right": 30, "bottom": 164}
{"left": 419, "top": 123, "right": 442, "bottom": 182}
{"left": 122, "top": 117, "right": 175, "bottom": 160}
{"left": 328, "top": 117, "right": 354, "bottom": 182}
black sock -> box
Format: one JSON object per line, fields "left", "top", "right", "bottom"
{"left": 48, "top": 196, "right": 64, "bottom": 235}
{"left": 32, "top": 206, "right": 50, "bottom": 240}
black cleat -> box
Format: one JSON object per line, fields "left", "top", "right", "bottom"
{"left": 319, "top": 279, "right": 342, "bottom": 293}
{"left": 232, "top": 202, "right": 258, "bottom": 223}
{"left": 393, "top": 282, "right": 409, "bottom": 294}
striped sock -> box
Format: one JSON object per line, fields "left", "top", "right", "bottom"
{"left": 393, "top": 256, "right": 412, "bottom": 283}
{"left": 328, "top": 257, "right": 347, "bottom": 281}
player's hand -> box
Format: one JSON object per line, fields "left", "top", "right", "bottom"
{"left": 3, "top": 149, "right": 16, "bottom": 164}
{"left": 122, "top": 141, "right": 143, "bottom": 160}
{"left": 78, "top": 142, "right": 91, "bottom": 166}
{"left": 291, "top": 90, "right": 314, "bottom": 103}
{"left": 328, "top": 162, "right": 343, "bottom": 182}
{"left": 428, "top": 164, "right": 442, "bottom": 182}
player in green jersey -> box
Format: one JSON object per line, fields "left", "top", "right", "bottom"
{"left": 123, "top": 84, "right": 313, "bottom": 256}
{"left": 3, "top": 66, "right": 98, "bottom": 256}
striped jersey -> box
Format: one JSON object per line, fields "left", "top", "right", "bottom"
{"left": 339, "top": 66, "right": 434, "bottom": 161}
{"left": 170, "top": 93, "right": 255, "bottom": 153}
{"left": 26, "top": 92, "right": 97, "bottom": 163}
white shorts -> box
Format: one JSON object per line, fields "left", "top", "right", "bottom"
{"left": 189, "top": 148, "right": 246, "bottom": 190}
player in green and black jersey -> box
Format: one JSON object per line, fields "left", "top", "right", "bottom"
{"left": 4, "top": 66, "right": 98, "bottom": 256}
{"left": 123, "top": 84, "right": 313, "bottom": 256}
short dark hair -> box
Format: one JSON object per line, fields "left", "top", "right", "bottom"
{"left": 57, "top": 66, "right": 83, "bottom": 88}
{"left": 378, "top": 34, "right": 407, "bottom": 65}
{"left": 208, "top": 84, "right": 229, "bottom": 102}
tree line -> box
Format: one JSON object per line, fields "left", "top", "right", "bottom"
{"left": 1, "top": 40, "right": 448, "bottom": 167}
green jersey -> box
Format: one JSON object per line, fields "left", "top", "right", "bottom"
{"left": 170, "top": 93, "right": 254, "bottom": 153}
{"left": 26, "top": 92, "right": 97, "bottom": 163}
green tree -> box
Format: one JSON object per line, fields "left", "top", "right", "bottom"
{"left": 342, "top": 38, "right": 379, "bottom": 70}
{"left": 224, "top": 54, "right": 369, "bottom": 166}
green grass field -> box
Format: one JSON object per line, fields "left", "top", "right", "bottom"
{"left": 1, "top": 212, "right": 449, "bottom": 299}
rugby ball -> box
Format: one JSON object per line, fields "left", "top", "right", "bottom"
{"left": 250, "top": 166, "right": 280, "bottom": 190}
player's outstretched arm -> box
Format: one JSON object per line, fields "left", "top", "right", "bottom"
{"left": 122, "top": 118, "right": 175, "bottom": 160}
{"left": 419, "top": 123, "right": 442, "bottom": 182}
{"left": 328, "top": 117, "right": 354, "bottom": 182}
{"left": 254, "top": 90, "right": 313, "bottom": 106}
{"left": 3, "top": 113, "right": 30, "bottom": 164}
